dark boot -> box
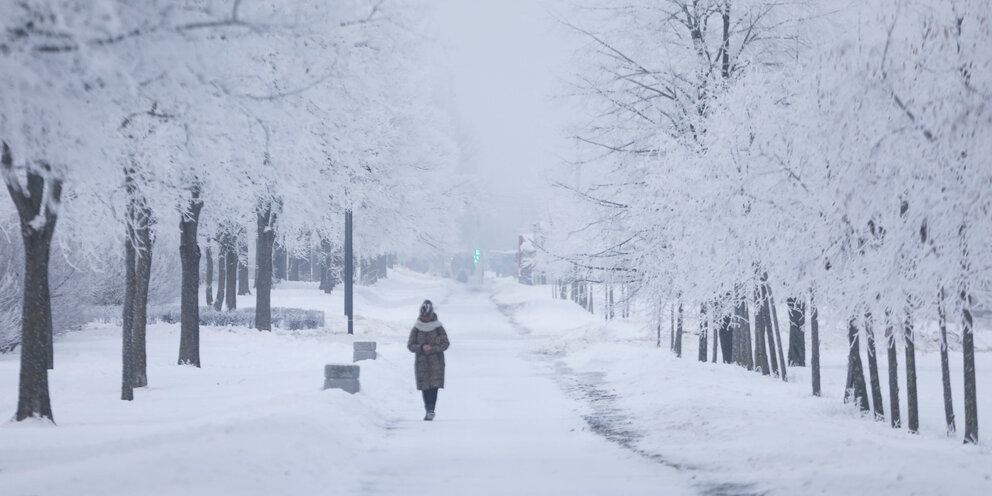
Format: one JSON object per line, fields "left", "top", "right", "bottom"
{"left": 422, "top": 388, "right": 438, "bottom": 420}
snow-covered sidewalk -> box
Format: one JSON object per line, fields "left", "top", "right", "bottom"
{"left": 353, "top": 285, "right": 692, "bottom": 495}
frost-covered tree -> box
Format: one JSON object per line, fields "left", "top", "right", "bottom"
{"left": 1, "top": 0, "right": 465, "bottom": 418}
{"left": 553, "top": 0, "right": 988, "bottom": 441}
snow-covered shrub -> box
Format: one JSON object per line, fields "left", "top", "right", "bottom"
{"left": 0, "top": 214, "right": 182, "bottom": 353}
{"left": 275, "top": 308, "right": 326, "bottom": 330}
{"left": 86, "top": 236, "right": 182, "bottom": 307}
{"left": 153, "top": 306, "right": 325, "bottom": 330}
{"left": 1, "top": 222, "right": 95, "bottom": 353}
{"left": 0, "top": 240, "right": 20, "bottom": 352}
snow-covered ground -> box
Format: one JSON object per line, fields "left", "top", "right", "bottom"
{"left": 1, "top": 268, "right": 990, "bottom": 495}
{"left": 492, "top": 279, "right": 992, "bottom": 495}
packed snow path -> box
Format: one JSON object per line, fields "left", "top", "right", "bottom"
{"left": 354, "top": 289, "right": 693, "bottom": 495}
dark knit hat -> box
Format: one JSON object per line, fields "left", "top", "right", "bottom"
{"left": 419, "top": 300, "right": 434, "bottom": 317}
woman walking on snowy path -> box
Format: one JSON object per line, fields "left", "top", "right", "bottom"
{"left": 407, "top": 299, "right": 450, "bottom": 421}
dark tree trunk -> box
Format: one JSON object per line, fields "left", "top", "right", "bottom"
{"left": 225, "top": 241, "right": 237, "bottom": 311}
{"left": 962, "top": 292, "right": 978, "bottom": 444}
{"left": 787, "top": 297, "right": 806, "bottom": 366}
{"left": 698, "top": 304, "right": 708, "bottom": 362}
{"left": 753, "top": 288, "right": 771, "bottom": 376}
{"left": 886, "top": 320, "right": 901, "bottom": 428}
{"left": 768, "top": 291, "right": 788, "bottom": 382}
{"left": 213, "top": 243, "right": 226, "bottom": 311}
{"left": 318, "top": 244, "right": 329, "bottom": 292}
{"left": 120, "top": 165, "right": 153, "bottom": 397}
{"left": 711, "top": 308, "right": 719, "bottom": 363}
{"left": 810, "top": 294, "right": 821, "bottom": 397}
{"left": 623, "top": 284, "right": 630, "bottom": 318}
{"left": 329, "top": 248, "right": 342, "bottom": 294}
{"left": 764, "top": 311, "right": 778, "bottom": 375}
{"left": 41, "top": 252, "right": 53, "bottom": 371}
{"left": 178, "top": 194, "right": 203, "bottom": 367}
{"left": 719, "top": 313, "right": 733, "bottom": 363}
{"left": 720, "top": 0, "right": 730, "bottom": 79}
{"left": 318, "top": 239, "right": 333, "bottom": 294}
{"left": 205, "top": 245, "right": 213, "bottom": 306}
{"left": 581, "top": 281, "right": 588, "bottom": 310}
{"left": 304, "top": 248, "right": 314, "bottom": 281}
{"left": 131, "top": 207, "right": 154, "bottom": 389}
{"left": 608, "top": 285, "right": 615, "bottom": 320}
{"left": 904, "top": 315, "right": 919, "bottom": 433}
{"left": 937, "top": 290, "right": 956, "bottom": 435}
{"left": 5, "top": 145, "right": 61, "bottom": 421}
{"left": 733, "top": 298, "right": 753, "bottom": 370}
{"left": 864, "top": 312, "right": 884, "bottom": 420}
{"left": 587, "top": 283, "right": 594, "bottom": 313}
{"left": 656, "top": 306, "right": 662, "bottom": 348}
{"left": 670, "top": 304, "right": 675, "bottom": 351}
{"left": 18, "top": 234, "right": 58, "bottom": 418}
{"left": 122, "top": 222, "right": 136, "bottom": 402}
{"left": 763, "top": 293, "right": 779, "bottom": 376}
{"left": 274, "top": 244, "right": 287, "bottom": 280}
{"left": 288, "top": 255, "right": 300, "bottom": 281}
{"left": 255, "top": 206, "right": 276, "bottom": 332}
{"left": 731, "top": 304, "right": 740, "bottom": 360}
{"left": 844, "top": 317, "right": 870, "bottom": 412}
{"left": 674, "top": 302, "right": 684, "bottom": 357}
{"left": 237, "top": 231, "right": 250, "bottom": 295}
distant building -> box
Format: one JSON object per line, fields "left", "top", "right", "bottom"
{"left": 517, "top": 234, "right": 546, "bottom": 285}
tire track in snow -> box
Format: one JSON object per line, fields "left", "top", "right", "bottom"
{"left": 494, "top": 299, "right": 765, "bottom": 496}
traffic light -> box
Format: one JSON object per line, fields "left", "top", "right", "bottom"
{"left": 474, "top": 249, "right": 481, "bottom": 264}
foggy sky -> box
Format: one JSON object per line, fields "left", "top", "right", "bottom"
{"left": 431, "top": 0, "right": 576, "bottom": 252}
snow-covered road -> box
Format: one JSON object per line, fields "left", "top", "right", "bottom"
{"left": 354, "top": 289, "right": 693, "bottom": 495}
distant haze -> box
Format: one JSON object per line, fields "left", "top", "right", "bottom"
{"left": 431, "top": 0, "right": 576, "bottom": 252}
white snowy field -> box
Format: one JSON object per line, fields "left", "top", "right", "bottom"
{"left": 0, "top": 268, "right": 989, "bottom": 495}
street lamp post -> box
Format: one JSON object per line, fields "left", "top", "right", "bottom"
{"left": 344, "top": 210, "right": 353, "bottom": 335}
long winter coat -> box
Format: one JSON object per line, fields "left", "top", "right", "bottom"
{"left": 407, "top": 317, "right": 450, "bottom": 390}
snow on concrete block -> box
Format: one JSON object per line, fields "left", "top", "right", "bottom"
{"left": 324, "top": 378, "right": 360, "bottom": 394}
{"left": 353, "top": 341, "right": 376, "bottom": 351}
{"left": 323, "top": 365, "right": 360, "bottom": 393}
{"left": 353, "top": 350, "right": 376, "bottom": 362}
{"left": 325, "top": 364, "right": 360, "bottom": 379}
{"left": 353, "top": 341, "right": 377, "bottom": 362}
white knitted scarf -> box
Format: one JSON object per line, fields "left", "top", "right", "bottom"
{"left": 414, "top": 319, "right": 443, "bottom": 332}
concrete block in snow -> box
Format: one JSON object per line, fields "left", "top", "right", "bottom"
{"left": 353, "top": 341, "right": 377, "bottom": 362}
{"left": 324, "top": 364, "right": 360, "bottom": 393}
{"left": 353, "top": 341, "right": 376, "bottom": 351}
